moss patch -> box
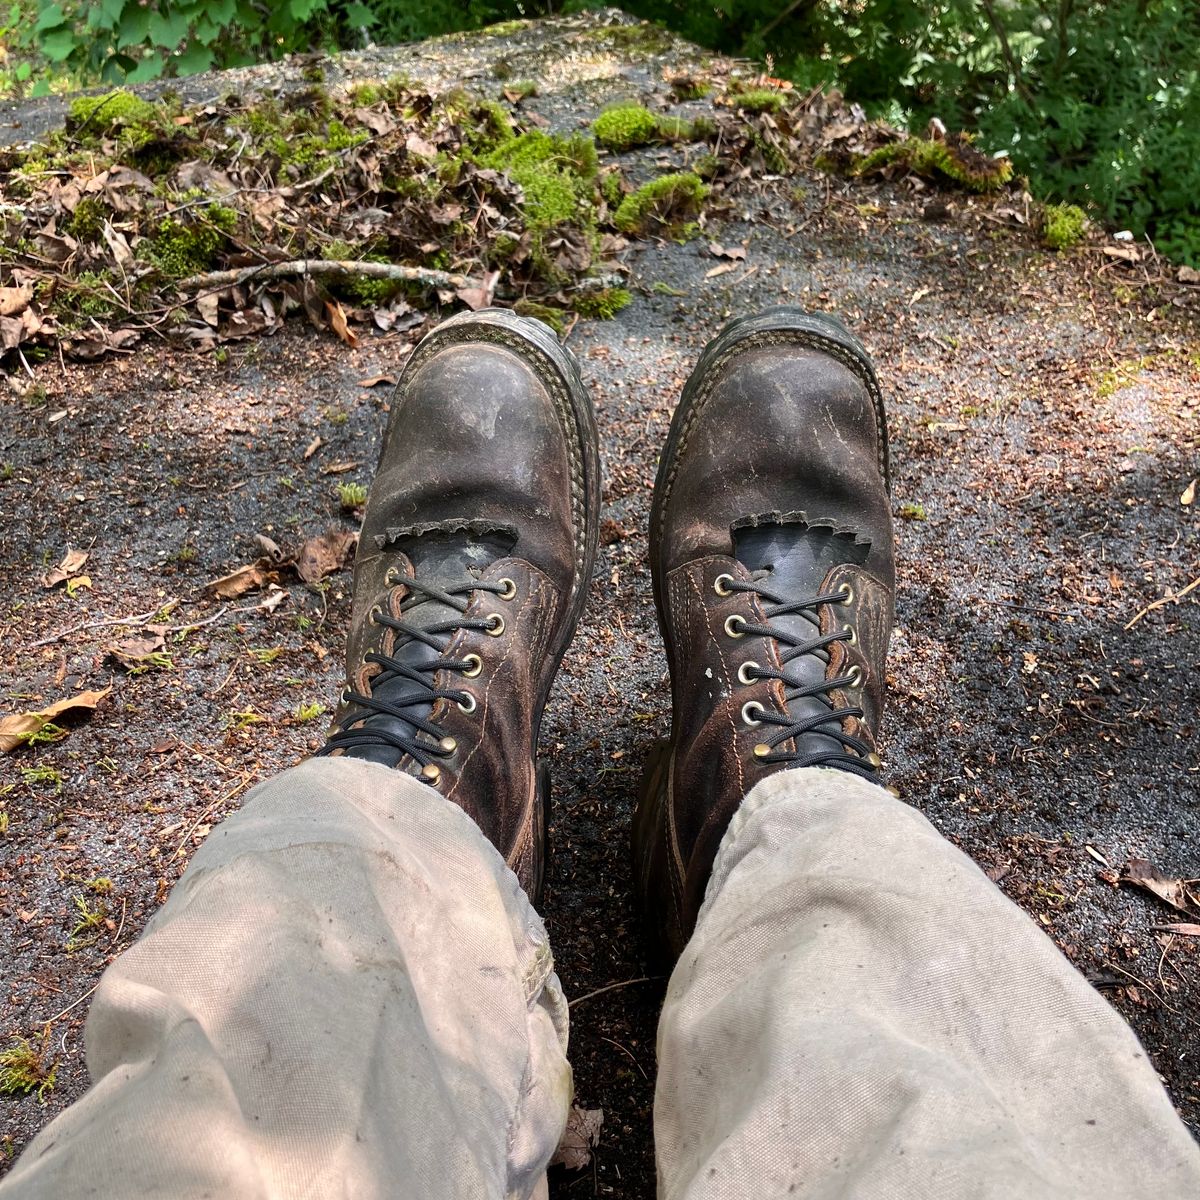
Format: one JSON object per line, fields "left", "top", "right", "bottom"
{"left": 614, "top": 173, "right": 709, "bottom": 237}
{"left": 851, "top": 135, "right": 1013, "bottom": 193}
{"left": 513, "top": 299, "right": 567, "bottom": 334}
{"left": 573, "top": 287, "right": 632, "bottom": 319}
{"left": 592, "top": 104, "right": 713, "bottom": 152}
{"left": 1042, "top": 203, "right": 1087, "bottom": 250}
{"left": 728, "top": 88, "right": 786, "bottom": 114}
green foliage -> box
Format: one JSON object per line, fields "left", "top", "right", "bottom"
{"left": 337, "top": 481, "right": 368, "bottom": 509}
{"left": 0, "top": 1036, "right": 56, "bottom": 1101}
{"left": 613, "top": 172, "right": 708, "bottom": 237}
{"left": 481, "top": 130, "right": 597, "bottom": 229}
{"left": 593, "top": 105, "right": 660, "bottom": 151}
{"left": 1042, "top": 202, "right": 1087, "bottom": 250}
{"left": 851, "top": 135, "right": 1013, "bottom": 193}
{"left": 573, "top": 287, "right": 632, "bottom": 319}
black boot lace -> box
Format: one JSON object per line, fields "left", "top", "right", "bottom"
{"left": 318, "top": 571, "right": 510, "bottom": 769}
{"left": 720, "top": 572, "right": 880, "bottom": 780}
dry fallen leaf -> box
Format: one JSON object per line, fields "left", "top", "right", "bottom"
{"left": 1152, "top": 923, "right": 1200, "bottom": 936}
{"left": 705, "top": 262, "right": 737, "bottom": 279}
{"left": 304, "top": 435, "right": 324, "bottom": 459}
{"left": 0, "top": 283, "right": 33, "bottom": 317}
{"left": 205, "top": 559, "right": 277, "bottom": 600}
{"left": 0, "top": 687, "right": 112, "bottom": 753}
{"left": 42, "top": 548, "right": 89, "bottom": 588}
{"left": 325, "top": 299, "right": 359, "bottom": 349}
{"left": 1181, "top": 478, "right": 1196, "bottom": 507}
{"left": 295, "top": 530, "right": 358, "bottom": 585}
{"left": 357, "top": 375, "right": 396, "bottom": 389}
{"left": 549, "top": 1107, "right": 604, "bottom": 1171}
{"left": 455, "top": 270, "right": 500, "bottom": 312}
{"left": 1120, "top": 858, "right": 1198, "bottom": 915}
{"left": 1178, "top": 265, "right": 1200, "bottom": 284}
{"left": 107, "top": 628, "right": 167, "bottom": 671}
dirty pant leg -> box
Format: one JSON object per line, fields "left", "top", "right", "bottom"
{"left": 654, "top": 767, "right": 1200, "bottom": 1200}
{"left": 1, "top": 757, "right": 572, "bottom": 1200}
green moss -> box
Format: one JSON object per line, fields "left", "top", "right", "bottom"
{"left": 573, "top": 287, "right": 632, "bottom": 319}
{"left": 480, "top": 18, "right": 527, "bottom": 37}
{"left": 348, "top": 82, "right": 382, "bottom": 106}
{"left": 69, "top": 90, "right": 159, "bottom": 135}
{"left": 581, "top": 23, "right": 673, "bottom": 54}
{"left": 513, "top": 299, "right": 566, "bottom": 334}
{"left": 668, "top": 76, "right": 713, "bottom": 101}
{"left": 482, "top": 131, "right": 598, "bottom": 229}
{"left": 730, "top": 88, "right": 786, "bottom": 114}
{"left": 601, "top": 170, "right": 624, "bottom": 206}
{"left": 613, "top": 172, "right": 709, "bottom": 237}
{"left": 145, "top": 215, "right": 228, "bottom": 279}
{"left": 65, "top": 196, "right": 107, "bottom": 242}
{"left": 464, "top": 99, "right": 514, "bottom": 152}
{"left": 1042, "top": 202, "right": 1087, "bottom": 250}
{"left": 0, "top": 1037, "right": 56, "bottom": 1101}
{"left": 506, "top": 81, "right": 539, "bottom": 100}
{"left": 594, "top": 105, "right": 660, "bottom": 151}
{"left": 486, "top": 231, "right": 522, "bottom": 264}
{"left": 853, "top": 136, "right": 1013, "bottom": 193}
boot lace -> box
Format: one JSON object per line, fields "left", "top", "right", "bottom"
{"left": 318, "top": 571, "right": 509, "bottom": 769}
{"left": 720, "top": 573, "right": 879, "bottom": 780}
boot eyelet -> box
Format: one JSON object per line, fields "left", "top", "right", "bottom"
{"left": 420, "top": 763, "right": 442, "bottom": 784}
{"left": 461, "top": 653, "right": 483, "bottom": 678}
{"left": 753, "top": 742, "right": 772, "bottom": 759}
{"left": 439, "top": 736, "right": 458, "bottom": 754}
{"left": 845, "top": 665, "right": 864, "bottom": 689}
{"left": 485, "top": 613, "right": 505, "bottom": 637}
{"left": 368, "top": 604, "right": 383, "bottom": 625}
{"left": 714, "top": 573, "right": 735, "bottom": 597}
{"left": 867, "top": 751, "right": 882, "bottom": 768}
{"left": 837, "top": 582, "right": 855, "bottom": 605}
{"left": 741, "top": 701, "right": 764, "bottom": 726}
{"left": 384, "top": 567, "right": 401, "bottom": 586}
{"left": 737, "top": 661, "right": 759, "bottom": 685}
{"left": 725, "top": 614, "right": 747, "bottom": 638}
{"left": 457, "top": 692, "right": 477, "bottom": 714}
{"left": 497, "top": 577, "right": 517, "bottom": 601}
{"left": 341, "top": 689, "right": 352, "bottom": 704}
{"left": 843, "top": 624, "right": 857, "bottom": 645}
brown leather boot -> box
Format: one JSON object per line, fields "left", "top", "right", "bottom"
{"left": 319, "top": 308, "right": 600, "bottom": 900}
{"left": 634, "top": 308, "right": 894, "bottom": 960}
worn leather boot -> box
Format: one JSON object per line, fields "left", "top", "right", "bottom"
{"left": 634, "top": 308, "right": 895, "bottom": 960}
{"left": 318, "top": 308, "right": 600, "bottom": 900}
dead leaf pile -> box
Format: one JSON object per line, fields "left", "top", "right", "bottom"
{"left": 205, "top": 529, "right": 358, "bottom": 599}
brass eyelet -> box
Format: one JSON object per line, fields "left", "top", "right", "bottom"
{"left": 421, "top": 763, "right": 442, "bottom": 784}
{"left": 486, "top": 613, "right": 505, "bottom": 637}
{"left": 368, "top": 604, "right": 383, "bottom": 625}
{"left": 461, "top": 653, "right": 483, "bottom": 678}
{"left": 753, "top": 742, "right": 772, "bottom": 759}
{"left": 439, "top": 736, "right": 458, "bottom": 754}
{"left": 867, "top": 751, "right": 882, "bottom": 768}
{"left": 846, "top": 665, "right": 864, "bottom": 689}
{"left": 724, "top": 614, "right": 747, "bottom": 638}
{"left": 838, "top": 581, "right": 855, "bottom": 605}
{"left": 497, "top": 577, "right": 517, "bottom": 601}
{"left": 714, "top": 573, "right": 734, "bottom": 597}
{"left": 340, "top": 689, "right": 352, "bottom": 704}
{"left": 843, "top": 624, "right": 857, "bottom": 645}
{"left": 737, "top": 661, "right": 759, "bottom": 685}
{"left": 457, "top": 692, "right": 477, "bottom": 714}
{"left": 741, "top": 701, "right": 764, "bottom": 726}
{"left": 384, "top": 566, "right": 401, "bottom": 586}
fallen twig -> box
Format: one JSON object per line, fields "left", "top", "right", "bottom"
{"left": 568, "top": 976, "right": 659, "bottom": 1008}
{"left": 179, "top": 259, "right": 470, "bottom": 293}
{"left": 1124, "top": 574, "right": 1200, "bottom": 630}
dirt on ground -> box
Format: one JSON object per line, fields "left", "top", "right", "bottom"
{"left": 2, "top": 13, "right": 1199, "bottom": 1199}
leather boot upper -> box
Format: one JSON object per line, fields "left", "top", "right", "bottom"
{"left": 637, "top": 311, "right": 895, "bottom": 958}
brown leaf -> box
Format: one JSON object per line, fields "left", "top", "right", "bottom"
{"left": 320, "top": 461, "right": 360, "bottom": 475}
{"left": 295, "top": 529, "right": 358, "bottom": 585}
{"left": 42, "top": 548, "right": 89, "bottom": 588}
{"left": 303, "top": 435, "right": 324, "bottom": 460}
{"left": 1181, "top": 478, "right": 1196, "bottom": 507}
{"left": 107, "top": 628, "right": 167, "bottom": 670}
{"left": 325, "top": 299, "right": 359, "bottom": 348}
{"left": 1177, "top": 265, "right": 1200, "bottom": 285}
{"left": 405, "top": 132, "right": 437, "bottom": 160}
{"left": 0, "top": 687, "right": 112, "bottom": 754}
{"left": 196, "top": 291, "right": 221, "bottom": 328}
{"left": 1102, "top": 244, "right": 1141, "bottom": 263}
{"left": 1120, "top": 858, "right": 1198, "bottom": 915}
{"left": 549, "top": 1107, "right": 603, "bottom": 1171}
{"left": 205, "top": 559, "right": 276, "bottom": 600}
{"left": 353, "top": 105, "right": 396, "bottom": 136}
{"left": 357, "top": 375, "right": 396, "bottom": 388}
{"left": 0, "top": 284, "right": 33, "bottom": 317}
{"left": 254, "top": 533, "right": 284, "bottom": 562}
{"left": 455, "top": 270, "right": 500, "bottom": 312}
{"left": 1152, "top": 923, "right": 1200, "bottom": 936}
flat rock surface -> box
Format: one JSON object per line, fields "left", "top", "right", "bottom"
{"left": 1, "top": 11, "right": 1198, "bottom": 1196}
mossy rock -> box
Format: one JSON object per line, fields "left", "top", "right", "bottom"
{"left": 1042, "top": 203, "right": 1087, "bottom": 250}
{"left": 614, "top": 172, "right": 709, "bottom": 237}
{"left": 68, "top": 90, "right": 160, "bottom": 137}
{"left": 851, "top": 134, "right": 1013, "bottom": 193}
{"left": 727, "top": 88, "right": 786, "bottom": 114}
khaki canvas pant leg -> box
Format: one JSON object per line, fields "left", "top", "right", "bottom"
{"left": 655, "top": 767, "right": 1200, "bottom": 1200}
{"left": 1, "top": 758, "right": 571, "bottom": 1200}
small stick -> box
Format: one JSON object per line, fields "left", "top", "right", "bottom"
{"left": 178, "top": 259, "right": 470, "bottom": 293}
{"left": 1124, "top": 574, "right": 1200, "bottom": 630}
{"left": 568, "top": 976, "right": 658, "bottom": 1008}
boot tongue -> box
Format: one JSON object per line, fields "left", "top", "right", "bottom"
{"left": 342, "top": 530, "right": 513, "bottom": 768}
{"left": 732, "top": 519, "right": 866, "bottom": 756}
